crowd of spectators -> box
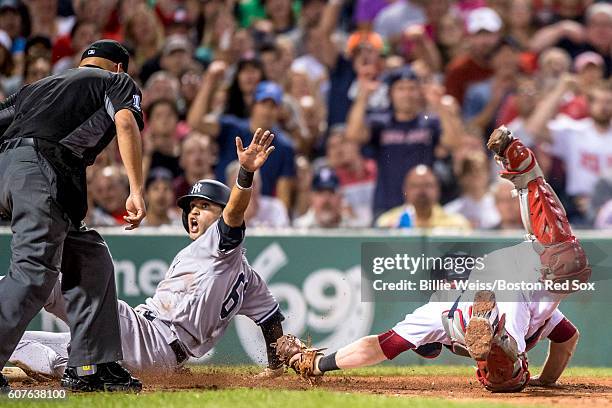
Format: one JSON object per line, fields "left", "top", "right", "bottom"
{"left": 0, "top": 0, "right": 610, "bottom": 231}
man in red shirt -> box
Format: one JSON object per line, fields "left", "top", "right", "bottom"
{"left": 444, "top": 7, "right": 502, "bottom": 105}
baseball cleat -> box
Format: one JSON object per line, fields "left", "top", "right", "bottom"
{"left": 0, "top": 373, "right": 10, "bottom": 394}
{"left": 60, "top": 362, "right": 142, "bottom": 393}
{"left": 465, "top": 290, "right": 496, "bottom": 361}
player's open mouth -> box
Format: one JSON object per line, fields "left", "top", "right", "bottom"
{"left": 189, "top": 217, "right": 199, "bottom": 233}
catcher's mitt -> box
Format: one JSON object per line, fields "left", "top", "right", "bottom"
{"left": 272, "top": 334, "right": 326, "bottom": 384}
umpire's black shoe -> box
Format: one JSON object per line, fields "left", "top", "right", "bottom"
{"left": 60, "top": 362, "right": 142, "bottom": 392}
{"left": 0, "top": 373, "right": 10, "bottom": 394}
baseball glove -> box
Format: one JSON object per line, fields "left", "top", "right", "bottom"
{"left": 272, "top": 334, "right": 326, "bottom": 384}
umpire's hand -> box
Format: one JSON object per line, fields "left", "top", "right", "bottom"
{"left": 124, "top": 193, "right": 146, "bottom": 230}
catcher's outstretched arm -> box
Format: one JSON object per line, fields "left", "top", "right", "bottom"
{"left": 331, "top": 335, "right": 389, "bottom": 370}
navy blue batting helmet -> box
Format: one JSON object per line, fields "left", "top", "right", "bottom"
{"left": 177, "top": 179, "right": 231, "bottom": 232}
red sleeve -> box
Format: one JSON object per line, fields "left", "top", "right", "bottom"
{"left": 377, "top": 330, "right": 414, "bottom": 360}
{"left": 547, "top": 318, "right": 577, "bottom": 343}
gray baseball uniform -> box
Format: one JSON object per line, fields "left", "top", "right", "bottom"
{"left": 10, "top": 218, "right": 279, "bottom": 375}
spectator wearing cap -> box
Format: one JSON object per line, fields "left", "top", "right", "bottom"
{"left": 302, "top": 1, "right": 389, "bottom": 126}
{"left": 444, "top": 7, "right": 503, "bottom": 105}
{"left": 225, "top": 160, "right": 290, "bottom": 228}
{"left": 140, "top": 167, "right": 182, "bottom": 228}
{"left": 173, "top": 132, "right": 216, "bottom": 198}
{"left": 160, "top": 35, "right": 194, "bottom": 79}
{"left": 293, "top": 166, "right": 355, "bottom": 228}
{"left": 462, "top": 36, "right": 522, "bottom": 135}
{"left": 545, "top": 51, "right": 607, "bottom": 123}
{"left": 192, "top": 80, "right": 296, "bottom": 209}
{"left": 140, "top": 33, "right": 193, "bottom": 85}
{"left": 346, "top": 65, "right": 462, "bottom": 216}
{"left": 325, "top": 124, "right": 377, "bottom": 227}
{"left": 575, "top": 51, "right": 606, "bottom": 92}
{"left": 531, "top": 3, "right": 612, "bottom": 77}
{"left": 376, "top": 165, "right": 470, "bottom": 230}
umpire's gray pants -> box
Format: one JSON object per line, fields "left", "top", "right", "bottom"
{"left": 0, "top": 145, "right": 122, "bottom": 367}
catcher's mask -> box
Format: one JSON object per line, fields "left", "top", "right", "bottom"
{"left": 177, "top": 179, "right": 231, "bottom": 232}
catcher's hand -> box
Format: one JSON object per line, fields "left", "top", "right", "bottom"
{"left": 272, "top": 334, "right": 326, "bottom": 384}
{"left": 528, "top": 375, "right": 561, "bottom": 388}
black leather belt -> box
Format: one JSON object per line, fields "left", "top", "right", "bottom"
{"left": 142, "top": 311, "right": 189, "bottom": 365}
{"left": 0, "top": 137, "right": 35, "bottom": 154}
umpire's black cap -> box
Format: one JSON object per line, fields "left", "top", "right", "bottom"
{"left": 177, "top": 179, "right": 231, "bottom": 232}
{"left": 81, "top": 39, "right": 130, "bottom": 71}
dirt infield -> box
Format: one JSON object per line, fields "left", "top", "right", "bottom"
{"left": 140, "top": 370, "right": 612, "bottom": 407}
{"left": 5, "top": 368, "right": 612, "bottom": 407}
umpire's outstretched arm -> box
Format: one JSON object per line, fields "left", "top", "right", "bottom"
{"left": 223, "top": 128, "right": 275, "bottom": 227}
{"left": 116, "top": 109, "right": 146, "bottom": 229}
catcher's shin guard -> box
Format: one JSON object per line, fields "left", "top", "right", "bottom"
{"left": 487, "top": 127, "right": 591, "bottom": 293}
{"left": 465, "top": 291, "right": 530, "bottom": 393}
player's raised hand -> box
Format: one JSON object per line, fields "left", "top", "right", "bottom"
{"left": 236, "top": 128, "right": 275, "bottom": 172}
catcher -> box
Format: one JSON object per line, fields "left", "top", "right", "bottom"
{"left": 274, "top": 126, "right": 590, "bottom": 392}
{"left": 8, "top": 129, "right": 286, "bottom": 382}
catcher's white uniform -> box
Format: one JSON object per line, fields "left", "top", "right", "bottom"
{"left": 9, "top": 219, "right": 279, "bottom": 377}
{"left": 390, "top": 241, "right": 568, "bottom": 357}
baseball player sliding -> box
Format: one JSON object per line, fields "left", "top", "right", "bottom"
{"left": 274, "top": 126, "right": 591, "bottom": 392}
{"left": 9, "top": 128, "right": 286, "bottom": 380}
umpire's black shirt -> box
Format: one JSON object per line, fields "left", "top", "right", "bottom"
{"left": 0, "top": 67, "right": 144, "bottom": 225}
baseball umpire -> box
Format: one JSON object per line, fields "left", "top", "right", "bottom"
{"left": 0, "top": 40, "right": 145, "bottom": 392}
